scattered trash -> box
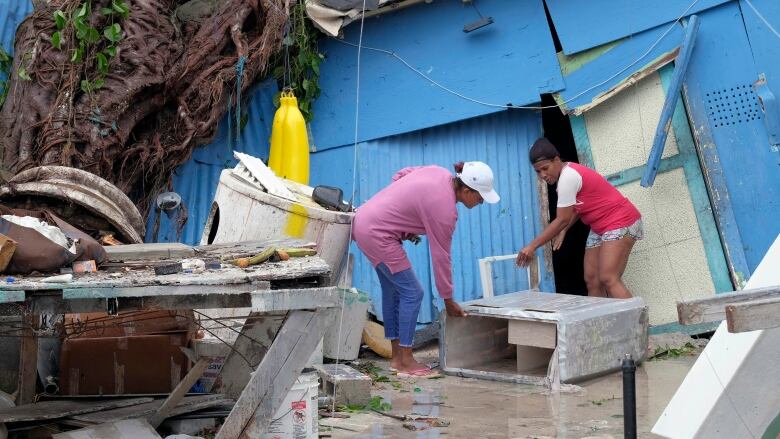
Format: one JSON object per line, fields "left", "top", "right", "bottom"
{"left": 155, "top": 262, "right": 184, "bottom": 276}
{"left": 72, "top": 260, "right": 97, "bottom": 274}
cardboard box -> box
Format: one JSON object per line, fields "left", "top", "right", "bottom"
{"left": 59, "top": 333, "right": 191, "bottom": 395}
{"left": 0, "top": 233, "right": 17, "bottom": 273}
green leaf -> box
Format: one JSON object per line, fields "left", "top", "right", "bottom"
{"left": 92, "top": 78, "right": 105, "bottom": 89}
{"left": 302, "top": 78, "right": 310, "bottom": 92}
{"left": 70, "top": 46, "right": 83, "bottom": 63}
{"left": 54, "top": 10, "right": 67, "bottom": 30}
{"left": 106, "top": 46, "right": 117, "bottom": 57}
{"left": 74, "top": 19, "right": 89, "bottom": 39}
{"left": 51, "top": 31, "right": 62, "bottom": 50}
{"left": 100, "top": 7, "right": 114, "bottom": 15}
{"left": 86, "top": 27, "right": 100, "bottom": 44}
{"left": 96, "top": 52, "right": 109, "bottom": 75}
{"left": 104, "top": 23, "right": 122, "bottom": 43}
{"left": 271, "top": 65, "right": 284, "bottom": 79}
{"left": 112, "top": 0, "right": 130, "bottom": 18}
{"left": 80, "top": 79, "right": 92, "bottom": 93}
{"left": 77, "top": 2, "right": 89, "bottom": 18}
{"left": 17, "top": 66, "right": 31, "bottom": 81}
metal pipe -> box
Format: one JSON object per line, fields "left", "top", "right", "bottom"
{"left": 622, "top": 354, "right": 637, "bottom": 439}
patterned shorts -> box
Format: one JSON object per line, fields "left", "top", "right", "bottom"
{"left": 586, "top": 219, "right": 644, "bottom": 249}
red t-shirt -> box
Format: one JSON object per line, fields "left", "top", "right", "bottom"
{"left": 556, "top": 162, "right": 641, "bottom": 235}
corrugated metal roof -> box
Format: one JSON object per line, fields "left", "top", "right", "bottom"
{"left": 311, "top": 109, "right": 555, "bottom": 324}
{"left": 546, "top": 0, "right": 730, "bottom": 55}
{"left": 311, "top": 0, "right": 563, "bottom": 150}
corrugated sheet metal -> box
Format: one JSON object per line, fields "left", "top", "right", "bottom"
{"left": 312, "top": 0, "right": 563, "bottom": 150}
{"left": 0, "top": 0, "right": 33, "bottom": 60}
{"left": 310, "top": 110, "right": 555, "bottom": 324}
{"left": 145, "top": 79, "right": 279, "bottom": 244}
{"left": 545, "top": 0, "right": 730, "bottom": 55}
{"left": 554, "top": 22, "right": 684, "bottom": 114}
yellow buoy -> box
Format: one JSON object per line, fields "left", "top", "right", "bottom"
{"left": 267, "top": 89, "right": 310, "bottom": 185}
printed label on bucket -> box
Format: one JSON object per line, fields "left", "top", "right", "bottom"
{"left": 291, "top": 400, "right": 306, "bottom": 410}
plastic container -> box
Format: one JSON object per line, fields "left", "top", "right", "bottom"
{"left": 201, "top": 170, "right": 353, "bottom": 279}
{"left": 262, "top": 370, "right": 319, "bottom": 439}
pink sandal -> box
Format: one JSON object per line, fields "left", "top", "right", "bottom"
{"left": 396, "top": 367, "right": 441, "bottom": 379}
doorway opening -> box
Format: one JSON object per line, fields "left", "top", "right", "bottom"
{"left": 540, "top": 94, "right": 589, "bottom": 295}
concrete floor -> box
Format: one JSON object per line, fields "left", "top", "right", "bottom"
{"left": 321, "top": 336, "right": 703, "bottom": 439}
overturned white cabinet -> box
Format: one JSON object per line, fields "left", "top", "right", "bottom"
{"left": 441, "top": 291, "right": 648, "bottom": 385}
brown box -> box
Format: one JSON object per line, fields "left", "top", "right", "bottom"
{"left": 59, "top": 333, "right": 191, "bottom": 395}
{"left": 0, "top": 233, "right": 17, "bottom": 273}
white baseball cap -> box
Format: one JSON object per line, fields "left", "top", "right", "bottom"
{"left": 458, "top": 161, "right": 500, "bottom": 204}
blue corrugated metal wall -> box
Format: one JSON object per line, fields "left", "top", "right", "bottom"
{"left": 144, "top": 79, "right": 279, "bottom": 244}
{"left": 0, "top": 0, "right": 33, "bottom": 69}
{"left": 312, "top": 0, "right": 563, "bottom": 150}
{"left": 680, "top": 2, "right": 780, "bottom": 272}
{"left": 310, "top": 110, "right": 554, "bottom": 324}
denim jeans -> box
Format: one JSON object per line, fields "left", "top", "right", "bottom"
{"left": 375, "top": 262, "right": 424, "bottom": 348}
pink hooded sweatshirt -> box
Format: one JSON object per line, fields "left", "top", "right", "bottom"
{"left": 351, "top": 166, "right": 457, "bottom": 299}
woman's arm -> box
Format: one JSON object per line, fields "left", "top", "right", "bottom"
{"left": 516, "top": 206, "right": 576, "bottom": 267}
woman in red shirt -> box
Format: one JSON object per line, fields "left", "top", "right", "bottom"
{"left": 516, "top": 138, "right": 643, "bottom": 298}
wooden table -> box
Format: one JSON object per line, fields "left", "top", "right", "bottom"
{"left": 0, "top": 240, "right": 343, "bottom": 437}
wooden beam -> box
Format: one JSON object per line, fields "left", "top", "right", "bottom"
{"left": 216, "top": 309, "right": 335, "bottom": 439}
{"left": 215, "top": 313, "right": 285, "bottom": 400}
{"left": 104, "top": 243, "right": 195, "bottom": 261}
{"left": 641, "top": 14, "right": 700, "bottom": 187}
{"left": 148, "top": 357, "right": 211, "bottom": 428}
{"left": 726, "top": 297, "right": 780, "bottom": 333}
{"left": 17, "top": 313, "right": 38, "bottom": 405}
{"left": 677, "top": 286, "right": 780, "bottom": 325}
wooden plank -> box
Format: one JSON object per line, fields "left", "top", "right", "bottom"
{"left": 72, "top": 395, "right": 228, "bottom": 424}
{"left": 250, "top": 287, "right": 341, "bottom": 312}
{"left": 22, "top": 294, "right": 255, "bottom": 315}
{"left": 0, "top": 398, "right": 153, "bottom": 423}
{"left": 149, "top": 358, "right": 211, "bottom": 428}
{"left": 677, "top": 286, "right": 780, "bottom": 325}
{"left": 215, "top": 313, "right": 286, "bottom": 400}
{"left": 104, "top": 243, "right": 195, "bottom": 261}
{"left": 726, "top": 297, "right": 780, "bottom": 333}
{"left": 508, "top": 320, "right": 557, "bottom": 349}
{"left": 216, "top": 309, "right": 335, "bottom": 439}
{"left": 53, "top": 419, "right": 161, "bottom": 439}
{"left": 17, "top": 313, "right": 38, "bottom": 405}
{"left": 63, "top": 283, "right": 258, "bottom": 299}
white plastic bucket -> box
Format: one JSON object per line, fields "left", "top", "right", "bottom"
{"left": 262, "top": 370, "right": 319, "bottom": 439}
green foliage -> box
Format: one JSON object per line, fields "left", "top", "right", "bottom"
{"left": 336, "top": 396, "right": 392, "bottom": 414}
{"left": 0, "top": 47, "right": 11, "bottom": 109}
{"left": 271, "top": 1, "right": 323, "bottom": 121}
{"left": 49, "top": 0, "right": 129, "bottom": 95}
{"left": 649, "top": 342, "right": 696, "bottom": 361}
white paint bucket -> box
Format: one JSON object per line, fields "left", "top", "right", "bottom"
{"left": 262, "top": 370, "right": 319, "bottom": 439}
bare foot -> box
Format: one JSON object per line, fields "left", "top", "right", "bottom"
{"left": 396, "top": 359, "right": 429, "bottom": 374}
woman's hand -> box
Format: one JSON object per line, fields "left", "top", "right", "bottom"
{"left": 552, "top": 230, "right": 567, "bottom": 251}
{"left": 444, "top": 299, "right": 467, "bottom": 317}
{"left": 515, "top": 245, "right": 535, "bottom": 267}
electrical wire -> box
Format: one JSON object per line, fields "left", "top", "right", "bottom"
{"left": 331, "top": 0, "right": 703, "bottom": 111}
{"left": 328, "top": 0, "right": 369, "bottom": 418}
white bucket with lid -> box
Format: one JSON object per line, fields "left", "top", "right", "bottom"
{"left": 262, "top": 370, "right": 319, "bottom": 439}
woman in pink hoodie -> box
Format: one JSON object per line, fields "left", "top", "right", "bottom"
{"left": 352, "top": 161, "right": 500, "bottom": 377}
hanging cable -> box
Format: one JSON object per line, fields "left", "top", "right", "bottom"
{"left": 331, "top": 0, "right": 703, "bottom": 111}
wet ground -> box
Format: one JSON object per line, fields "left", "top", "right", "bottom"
{"left": 321, "top": 335, "right": 703, "bottom": 439}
